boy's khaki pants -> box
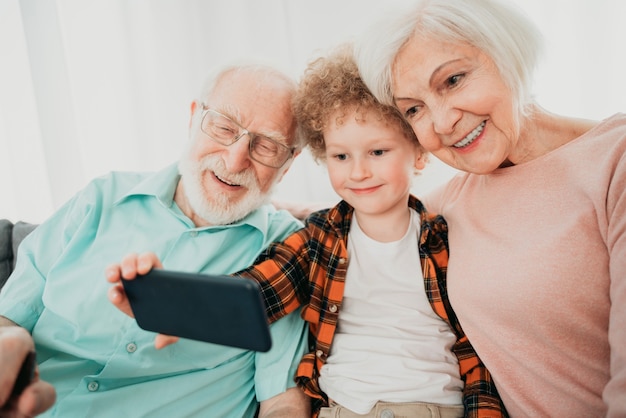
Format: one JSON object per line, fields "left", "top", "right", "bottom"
{"left": 318, "top": 401, "right": 464, "bottom": 418}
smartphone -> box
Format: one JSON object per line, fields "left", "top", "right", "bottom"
{"left": 121, "top": 269, "right": 272, "bottom": 352}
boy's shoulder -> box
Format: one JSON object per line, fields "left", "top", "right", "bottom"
{"left": 303, "top": 201, "right": 351, "bottom": 234}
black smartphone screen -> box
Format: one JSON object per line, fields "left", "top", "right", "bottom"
{"left": 121, "top": 269, "right": 272, "bottom": 352}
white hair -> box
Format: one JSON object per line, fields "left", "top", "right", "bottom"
{"left": 355, "top": 0, "right": 544, "bottom": 118}
{"left": 198, "top": 64, "right": 305, "bottom": 150}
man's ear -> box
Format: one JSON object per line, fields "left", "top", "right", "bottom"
{"left": 189, "top": 101, "right": 199, "bottom": 128}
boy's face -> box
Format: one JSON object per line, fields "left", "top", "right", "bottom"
{"left": 323, "top": 109, "right": 425, "bottom": 220}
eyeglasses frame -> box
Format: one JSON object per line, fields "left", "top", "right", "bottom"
{"left": 198, "top": 103, "right": 295, "bottom": 168}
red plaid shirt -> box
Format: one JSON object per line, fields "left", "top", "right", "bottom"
{"left": 236, "top": 196, "right": 506, "bottom": 417}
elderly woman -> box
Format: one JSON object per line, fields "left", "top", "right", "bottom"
{"left": 355, "top": 0, "right": 626, "bottom": 417}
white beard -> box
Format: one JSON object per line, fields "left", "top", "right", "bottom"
{"left": 178, "top": 154, "right": 274, "bottom": 225}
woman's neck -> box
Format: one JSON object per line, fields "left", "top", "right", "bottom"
{"left": 510, "top": 105, "right": 598, "bottom": 165}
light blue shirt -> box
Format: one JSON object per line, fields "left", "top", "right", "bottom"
{"left": 0, "top": 164, "right": 307, "bottom": 418}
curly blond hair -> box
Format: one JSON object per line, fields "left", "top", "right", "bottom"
{"left": 295, "top": 43, "right": 420, "bottom": 162}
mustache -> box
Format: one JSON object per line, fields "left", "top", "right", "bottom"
{"left": 198, "top": 156, "right": 258, "bottom": 189}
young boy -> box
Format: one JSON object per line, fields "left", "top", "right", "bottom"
{"left": 109, "top": 45, "right": 505, "bottom": 417}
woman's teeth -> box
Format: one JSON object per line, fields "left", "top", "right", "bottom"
{"left": 453, "top": 121, "right": 486, "bottom": 148}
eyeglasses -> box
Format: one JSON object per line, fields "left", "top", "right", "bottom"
{"left": 199, "top": 104, "right": 295, "bottom": 168}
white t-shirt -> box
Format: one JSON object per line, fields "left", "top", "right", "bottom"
{"left": 318, "top": 209, "right": 463, "bottom": 414}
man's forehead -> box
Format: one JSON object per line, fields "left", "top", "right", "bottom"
{"left": 216, "top": 67, "right": 293, "bottom": 92}
{"left": 208, "top": 73, "right": 291, "bottom": 109}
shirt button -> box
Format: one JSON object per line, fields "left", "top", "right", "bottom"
{"left": 126, "top": 342, "right": 137, "bottom": 353}
{"left": 380, "top": 409, "right": 395, "bottom": 418}
{"left": 189, "top": 231, "right": 198, "bottom": 237}
{"left": 328, "top": 304, "right": 338, "bottom": 313}
{"left": 87, "top": 381, "right": 99, "bottom": 392}
{"left": 316, "top": 350, "right": 324, "bottom": 358}
{"left": 338, "top": 258, "right": 346, "bottom": 265}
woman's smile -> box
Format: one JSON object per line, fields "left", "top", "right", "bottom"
{"left": 453, "top": 121, "right": 486, "bottom": 149}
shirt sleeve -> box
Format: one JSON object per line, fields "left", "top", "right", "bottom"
{"left": 0, "top": 188, "right": 91, "bottom": 331}
{"left": 254, "top": 307, "right": 308, "bottom": 402}
{"left": 235, "top": 227, "right": 313, "bottom": 322}
{"left": 453, "top": 336, "right": 508, "bottom": 417}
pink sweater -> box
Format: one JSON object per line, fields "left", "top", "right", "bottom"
{"left": 423, "top": 114, "right": 626, "bottom": 417}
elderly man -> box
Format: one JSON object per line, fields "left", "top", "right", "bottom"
{"left": 0, "top": 64, "right": 310, "bottom": 417}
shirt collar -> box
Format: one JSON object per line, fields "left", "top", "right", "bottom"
{"left": 326, "top": 195, "right": 432, "bottom": 240}
{"left": 113, "top": 162, "right": 275, "bottom": 235}
{"left": 114, "top": 163, "right": 180, "bottom": 208}
{"left": 326, "top": 200, "right": 353, "bottom": 239}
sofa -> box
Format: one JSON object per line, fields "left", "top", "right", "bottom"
{"left": 0, "top": 219, "right": 37, "bottom": 290}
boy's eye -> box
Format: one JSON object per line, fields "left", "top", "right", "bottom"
{"left": 334, "top": 154, "right": 347, "bottom": 161}
{"left": 372, "top": 149, "right": 386, "bottom": 156}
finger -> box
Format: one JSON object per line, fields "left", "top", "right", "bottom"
{"left": 104, "top": 264, "right": 122, "bottom": 284}
{"left": 107, "top": 285, "right": 134, "bottom": 318}
{"left": 154, "top": 334, "right": 179, "bottom": 350}
{"left": 16, "top": 380, "right": 56, "bottom": 416}
{"left": 136, "top": 252, "right": 163, "bottom": 275}
{"left": 0, "top": 328, "right": 35, "bottom": 405}
{"left": 119, "top": 253, "right": 140, "bottom": 279}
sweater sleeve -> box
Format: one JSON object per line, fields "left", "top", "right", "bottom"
{"left": 605, "top": 142, "right": 626, "bottom": 417}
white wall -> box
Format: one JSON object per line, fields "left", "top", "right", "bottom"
{"left": 1, "top": 0, "right": 625, "bottom": 223}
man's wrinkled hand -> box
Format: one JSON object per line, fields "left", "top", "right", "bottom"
{"left": 105, "top": 252, "right": 179, "bottom": 349}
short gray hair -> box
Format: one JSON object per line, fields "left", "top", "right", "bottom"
{"left": 356, "top": 0, "right": 543, "bottom": 118}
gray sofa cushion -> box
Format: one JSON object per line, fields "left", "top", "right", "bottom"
{"left": 0, "top": 219, "right": 12, "bottom": 288}
{"left": 12, "top": 222, "right": 37, "bottom": 268}
{"left": 0, "top": 219, "right": 37, "bottom": 290}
